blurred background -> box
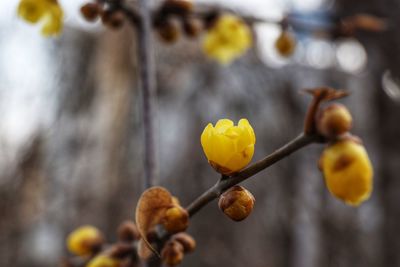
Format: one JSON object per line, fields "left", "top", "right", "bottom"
{"left": 1, "top": 0, "right": 399, "bottom": 266}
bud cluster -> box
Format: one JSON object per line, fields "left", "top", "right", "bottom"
{"left": 161, "top": 232, "right": 196, "bottom": 266}
{"left": 154, "top": 0, "right": 203, "bottom": 43}
{"left": 80, "top": 1, "right": 126, "bottom": 29}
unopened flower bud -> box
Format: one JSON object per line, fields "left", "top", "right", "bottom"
{"left": 275, "top": 31, "right": 296, "bottom": 57}
{"left": 117, "top": 221, "right": 140, "bottom": 242}
{"left": 157, "top": 18, "right": 181, "bottom": 43}
{"left": 161, "top": 240, "right": 184, "bottom": 266}
{"left": 80, "top": 3, "right": 102, "bottom": 22}
{"left": 218, "top": 186, "right": 255, "bottom": 221}
{"left": 172, "top": 232, "right": 196, "bottom": 253}
{"left": 320, "top": 138, "right": 373, "bottom": 206}
{"left": 182, "top": 17, "right": 202, "bottom": 38}
{"left": 67, "top": 225, "right": 103, "bottom": 256}
{"left": 162, "top": 205, "right": 189, "bottom": 233}
{"left": 102, "top": 10, "right": 125, "bottom": 29}
{"left": 87, "top": 255, "right": 119, "bottom": 267}
{"left": 317, "top": 103, "right": 352, "bottom": 138}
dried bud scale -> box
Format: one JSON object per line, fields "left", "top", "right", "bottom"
{"left": 218, "top": 186, "right": 255, "bottom": 221}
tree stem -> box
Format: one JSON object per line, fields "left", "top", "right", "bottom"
{"left": 137, "top": 0, "right": 157, "bottom": 190}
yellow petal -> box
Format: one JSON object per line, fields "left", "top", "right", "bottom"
{"left": 225, "top": 145, "right": 254, "bottom": 172}
{"left": 201, "top": 123, "right": 215, "bottom": 161}
{"left": 215, "top": 119, "right": 234, "bottom": 134}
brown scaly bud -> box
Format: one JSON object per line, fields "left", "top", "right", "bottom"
{"left": 218, "top": 186, "right": 255, "bottom": 221}
{"left": 109, "top": 243, "right": 135, "bottom": 259}
{"left": 161, "top": 240, "right": 184, "bottom": 266}
{"left": 117, "top": 221, "right": 140, "bottom": 242}
{"left": 163, "top": 0, "right": 193, "bottom": 16}
{"left": 80, "top": 2, "right": 102, "bottom": 22}
{"left": 171, "top": 232, "right": 196, "bottom": 253}
{"left": 317, "top": 103, "right": 352, "bottom": 138}
{"left": 157, "top": 17, "right": 181, "bottom": 43}
{"left": 101, "top": 10, "right": 125, "bottom": 29}
{"left": 182, "top": 17, "right": 202, "bottom": 38}
{"left": 161, "top": 205, "right": 189, "bottom": 233}
{"left": 275, "top": 30, "right": 296, "bottom": 57}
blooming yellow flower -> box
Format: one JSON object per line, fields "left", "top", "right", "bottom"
{"left": 203, "top": 14, "right": 252, "bottom": 64}
{"left": 201, "top": 119, "right": 256, "bottom": 175}
{"left": 67, "top": 225, "right": 103, "bottom": 256}
{"left": 87, "top": 255, "right": 120, "bottom": 267}
{"left": 320, "top": 139, "right": 373, "bottom": 206}
{"left": 17, "top": 0, "right": 63, "bottom": 37}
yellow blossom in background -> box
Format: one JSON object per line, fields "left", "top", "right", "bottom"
{"left": 275, "top": 31, "right": 296, "bottom": 57}
{"left": 17, "top": 0, "right": 64, "bottom": 37}
{"left": 87, "top": 255, "right": 120, "bottom": 267}
{"left": 67, "top": 225, "right": 103, "bottom": 256}
{"left": 203, "top": 14, "right": 253, "bottom": 64}
{"left": 201, "top": 119, "right": 256, "bottom": 175}
{"left": 320, "top": 139, "right": 373, "bottom": 206}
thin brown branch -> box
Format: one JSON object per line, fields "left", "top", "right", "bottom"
{"left": 136, "top": 0, "right": 157, "bottom": 189}
{"left": 186, "top": 133, "right": 319, "bottom": 217}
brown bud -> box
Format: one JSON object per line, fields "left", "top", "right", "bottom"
{"left": 80, "top": 3, "right": 102, "bottom": 22}
{"left": 275, "top": 31, "right": 296, "bottom": 57}
{"left": 161, "top": 240, "right": 184, "bottom": 266}
{"left": 102, "top": 10, "right": 125, "bottom": 29}
{"left": 218, "top": 186, "right": 255, "bottom": 221}
{"left": 162, "top": 205, "right": 189, "bottom": 233}
{"left": 171, "top": 233, "right": 196, "bottom": 253}
{"left": 182, "top": 17, "right": 202, "bottom": 38}
{"left": 317, "top": 103, "right": 352, "bottom": 138}
{"left": 157, "top": 18, "right": 181, "bottom": 44}
{"left": 109, "top": 243, "right": 135, "bottom": 259}
{"left": 163, "top": 0, "right": 193, "bottom": 15}
{"left": 117, "top": 221, "right": 140, "bottom": 242}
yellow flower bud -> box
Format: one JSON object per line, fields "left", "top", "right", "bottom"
{"left": 67, "top": 225, "right": 103, "bottom": 256}
{"left": 87, "top": 255, "right": 120, "bottom": 267}
{"left": 275, "top": 31, "right": 296, "bottom": 57}
{"left": 162, "top": 206, "right": 189, "bottom": 234}
{"left": 17, "top": 0, "right": 46, "bottom": 23}
{"left": 218, "top": 185, "right": 255, "bottom": 221}
{"left": 201, "top": 119, "right": 256, "bottom": 175}
{"left": 161, "top": 240, "right": 184, "bottom": 266}
{"left": 320, "top": 139, "right": 373, "bottom": 206}
{"left": 17, "top": 0, "right": 64, "bottom": 37}
{"left": 203, "top": 14, "right": 253, "bottom": 64}
{"left": 317, "top": 103, "right": 352, "bottom": 138}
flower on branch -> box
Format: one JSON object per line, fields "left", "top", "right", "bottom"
{"left": 202, "top": 14, "right": 253, "bottom": 64}
{"left": 66, "top": 225, "right": 104, "bottom": 256}
{"left": 17, "top": 0, "right": 63, "bottom": 36}
{"left": 320, "top": 138, "right": 373, "bottom": 206}
{"left": 201, "top": 119, "right": 256, "bottom": 175}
